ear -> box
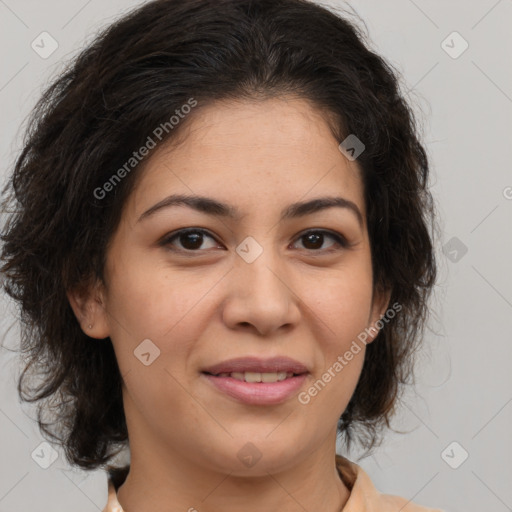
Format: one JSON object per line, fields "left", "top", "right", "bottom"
{"left": 365, "top": 285, "right": 393, "bottom": 344}
{"left": 66, "top": 278, "right": 110, "bottom": 339}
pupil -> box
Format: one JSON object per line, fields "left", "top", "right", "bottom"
{"left": 304, "top": 233, "right": 322, "bottom": 249}
{"left": 181, "top": 232, "right": 202, "bottom": 249}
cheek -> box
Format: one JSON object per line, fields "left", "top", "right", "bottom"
{"left": 299, "top": 282, "right": 369, "bottom": 415}
{"left": 104, "top": 262, "right": 219, "bottom": 390}
{"left": 106, "top": 254, "right": 215, "bottom": 340}
{"left": 302, "top": 267, "right": 374, "bottom": 346}
{"left": 313, "top": 354, "right": 365, "bottom": 418}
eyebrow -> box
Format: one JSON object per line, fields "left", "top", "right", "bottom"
{"left": 137, "top": 193, "right": 364, "bottom": 227}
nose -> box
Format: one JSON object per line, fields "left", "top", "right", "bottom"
{"left": 221, "top": 246, "right": 301, "bottom": 337}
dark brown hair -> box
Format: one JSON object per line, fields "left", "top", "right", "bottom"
{"left": 0, "top": 0, "right": 438, "bottom": 471}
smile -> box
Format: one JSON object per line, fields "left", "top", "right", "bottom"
{"left": 201, "top": 372, "right": 308, "bottom": 405}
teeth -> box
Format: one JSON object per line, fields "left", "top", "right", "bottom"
{"left": 261, "top": 372, "right": 288, "bottom": 383}
{"left": 219, "top": 371, "right": 294, "bottom": 382}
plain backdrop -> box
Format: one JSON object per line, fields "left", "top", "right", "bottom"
{"left": 1, "top": 1, "right": 511, "bottom": 511}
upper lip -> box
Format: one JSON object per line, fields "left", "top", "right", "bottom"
{"left": 202, "top": 356, "right": 309, "bottom": 375}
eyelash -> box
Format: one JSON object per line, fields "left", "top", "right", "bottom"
{"left": 160, "top": 228, "right": 349, "bottom": 255}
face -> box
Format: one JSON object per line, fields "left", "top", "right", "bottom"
{"left": 71, "top": 97, "right": 390, "bottom": 476}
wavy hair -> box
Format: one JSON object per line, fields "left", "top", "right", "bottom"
{"left": 0, "top": 0, "right": 438, "bottom": 471}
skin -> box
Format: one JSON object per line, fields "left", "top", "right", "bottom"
{"left": 68, "top": 96, "right": 390, "bottom": 512}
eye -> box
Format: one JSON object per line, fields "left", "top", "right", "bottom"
{"left": 160, "top": 228, "right": 222, "bottom": 252}
{"left": 292, "top": 230, "right": 348, "bottom": 253}
{"left": 160, "top": 228, "right": 349, "bottom": 254}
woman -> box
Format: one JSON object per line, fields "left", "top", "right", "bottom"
{"left": 1, "top": 0, "right": 441, "bottom": 510}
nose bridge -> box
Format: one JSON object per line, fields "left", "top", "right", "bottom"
{"left": 222, "top": 234, "right": 299, "bottom": 334}
{"left": 235, "top": 234, "right": 289, "bottom": 300}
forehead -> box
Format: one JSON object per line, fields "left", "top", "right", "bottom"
{"left": 127, "top": 97, "right": 365, "bottom": 221}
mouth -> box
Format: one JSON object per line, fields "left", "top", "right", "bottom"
{"left": 200, "top": 357, "right": 309, "bottom": 405}
{"left": 202, "top": 370, "right": 304, "bottom": 382}
{"left": 201, "top": 355, "right": 309, "bottom": 376}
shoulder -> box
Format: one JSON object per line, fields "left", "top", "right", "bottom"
{"left": 335, "top": 455, "right": 444, "bottom": 512}
{"left": 102, "top": 478, "right": 124, "bottom": 512}
{"left": 378, "top": 493, "right": 444, "bottom": 512}
{"left": 102, "top": 466, "right": 129, "bottom": 512}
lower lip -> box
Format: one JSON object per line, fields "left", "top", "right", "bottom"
{"left": 201, "top": 373, "right": 308, "bottom": 405}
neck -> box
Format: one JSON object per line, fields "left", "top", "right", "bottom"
{"left": 116, "top": 433, "right": 350, "bottom": 512}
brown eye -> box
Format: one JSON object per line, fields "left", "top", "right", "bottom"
{"left": 294, "top": 230, "right": 348, "bottom": 252}
{"left": 161, "top": 228, "right": 221, "bottom": 252}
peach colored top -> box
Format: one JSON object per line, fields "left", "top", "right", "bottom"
{"left": 102, "top": 455, "right": 443, "bottom": 512}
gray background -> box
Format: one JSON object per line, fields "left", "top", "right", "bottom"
{"left": 1, "top": 0, "right": 511, "bottom": 511}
